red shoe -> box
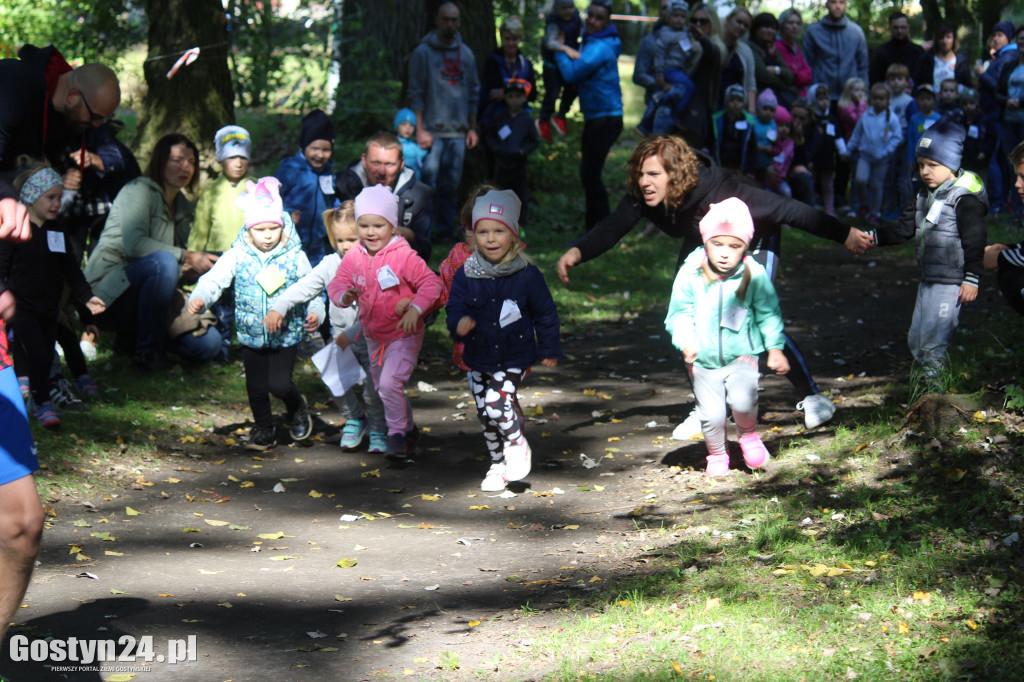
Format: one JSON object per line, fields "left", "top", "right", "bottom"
{"left": 537, "top": 120, "right": 553, "bottom": 143}
{"left": 552, "top": 116, "right": 568, "bottom": 135}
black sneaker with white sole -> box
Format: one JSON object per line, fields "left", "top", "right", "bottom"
{"left": 246, "top": 425, "right": 277, "bottom": 451}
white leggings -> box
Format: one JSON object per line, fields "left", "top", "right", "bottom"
{"left": 691, "top": 356, "right": 760, "bottom": 456}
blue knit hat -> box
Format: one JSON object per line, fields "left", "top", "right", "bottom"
{"left": 393, "top": 108, "right": 416, "bottom": 130}
{"left": 915, "top": 116, "right": 965, "bottom": 171}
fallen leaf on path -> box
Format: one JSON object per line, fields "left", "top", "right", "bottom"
{"left": 125, "top": 507, "right": 141, "bottom": 516}
{"left": 309, "top": 490, "right": 323, "bottom": 498}
{"left": 421, "top": 494, "right": 441, "bottom": 501}
{"left": 110, "top": 588, "right": 127, "bottom": 595}
{"left": 258, "top": 531, "right": 286, "bottom": 540}
{"left": 272, "top": 482, "right": 286, "bottom": 493}
{"left": 469, "top": 505, "right": 490, "bottom": 510}
{"left": 307, "top": 630, "right": 327, "bottom": 638}
{"left": 217, "top": 602, "right": 233, "bottom": 608}
{"left": 204, "top": 519, "right": 230, "bottom": 527}
{"left": 73, "top": 519, "right": 92, "bottom": 527}
{"left": 270, "top": 555, "right": 298, "bottom": 561}
{"left": 336, "top": 559, "right": 357, "bottom": 568}
{"left": 181, "top": 528, "right": 201, "bottom": 533}
{"left": 361, "top": 470, "right": 380, "bottom": 478}
{"left": 104, "top": 551, "right": 124, "bottom": 556}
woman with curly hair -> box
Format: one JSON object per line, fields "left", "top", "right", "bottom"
{"left": 556, "top": 135, "right": 874, "bottom": 435}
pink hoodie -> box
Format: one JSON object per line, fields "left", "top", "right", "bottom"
{"left": 328, "top": 236, "right": 441, "bottom": 344}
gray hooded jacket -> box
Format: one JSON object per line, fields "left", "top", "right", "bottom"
{"left": 802, "top": 13, "right": 868, "bottom": 97}
{"left": 407, "top": 30, "right": 480, "bottom": 137}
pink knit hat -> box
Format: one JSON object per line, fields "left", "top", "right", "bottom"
{"left": 699, "top": 197, "right": 754, "bottom": 246}
{"left": 238, "top": 177, "right": 284, "bottom": 229}
{"left": 354, "top": 184, "right": 398, "bottom": 227}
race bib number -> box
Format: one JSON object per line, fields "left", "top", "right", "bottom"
{"left": 46, "top": 231, "right": 66, "bottom": 254}
{"left": 377, "top": 265, "right": 400, "bottom": 290}
{"left": 925, "top": 200, "right": 944, "bottom": 224}
{"left": 318, "top": 175, "right": 335, "bottom": 195}
{"left": 767, "top": 129, "right": 777, "bottom": 142}
{"left": 825, "top": 122, "right": 836, "bottom": 137}
{"left": 499, "top": 299, "right": 522, "bottom": 328}
{"left": 498, "top": 124, "right": 512, "bottom": 140}
{"left": 967, "top": 125, "right": 979, "bottom": 139}
{"left": 735, "top": 120, "right": 749, "bottom": 130}
{"left": 720, "top": 305, "right": 748, "bottom": 332}
{"left": 256, "top": 266, "right": 286, "bottom": 294}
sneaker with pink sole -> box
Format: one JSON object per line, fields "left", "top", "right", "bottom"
{"left": 738, "top": 432, "right": 770, "bottom": 469}
{"left": 705, "top": 453, "right": 730, "bottom": 477}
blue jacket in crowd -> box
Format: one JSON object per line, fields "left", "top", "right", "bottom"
{"left": 273, "top": 151, "right": 335, "bottom": 266}
{"left": 555, "top": 24, "right": 622, "bottom": 120}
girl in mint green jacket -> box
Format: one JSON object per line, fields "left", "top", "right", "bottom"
{"left": 664, "top": 198, "right": 789, "bottom": 477}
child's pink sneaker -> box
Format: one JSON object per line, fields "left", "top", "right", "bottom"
{"left": 705, "top": 453, "right": 730, "bottom": 477}
{"left": 738, "top": 432, "right": 770, "bottom": 469}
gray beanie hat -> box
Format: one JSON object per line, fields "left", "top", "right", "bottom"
{"left": 915, "top": 116, "right": 965, "bottom": 171}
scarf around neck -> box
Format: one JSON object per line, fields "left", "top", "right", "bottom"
{"left": 463, "top": 250, "right": 528, "bottom": 279}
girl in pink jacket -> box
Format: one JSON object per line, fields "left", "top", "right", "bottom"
{"left": 327, "top": 185, "right": 442, "bottom": 464}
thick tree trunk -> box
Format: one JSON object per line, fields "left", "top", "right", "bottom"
{"left": 135, "top": 0, "right": 235, "bottom": 173}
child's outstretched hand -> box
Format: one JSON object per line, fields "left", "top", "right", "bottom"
{"left": 397, "top": 307, "right": 421, "bottom": 335}
{"left": 263, "top": 310, "right": 283, "bottom": 332}
{"left": 303, "top": 312, "right": 320, "bottom": 332}
{"left": 187, "top": 298, "right": 204, "bottom": 315}
{"left": 335, "top": 332, "right": 350, "bottom": 350}
{"left": 540, "top": 358, "right": 558, "bottom": 368}
{"left": 767, "top": 348, "right": 790, "bottom": 375}
{"left": 456, "top": 316, "right": 476, "bottom": 337}
{"left": 682, "top": 345, "right": 698, "bottom": 364}
{"left": 958, "top": 282, "right": 978, "bottom": 304}
{"left": 395, "top": 297, "right": 412, "bottom": 317}
{"left": 341, "top": 286, "right": 361, "bottom": 307}
{"left": 85, "top": 296, "right": 106, "bottom": 316}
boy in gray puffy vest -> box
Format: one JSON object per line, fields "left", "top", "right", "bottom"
{"left": 866, "top": 117, "right": 988, "bottom": 388}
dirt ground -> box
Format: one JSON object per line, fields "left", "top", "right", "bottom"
{"left": 0, "top": 236, "right": 1005, "bottom": 681}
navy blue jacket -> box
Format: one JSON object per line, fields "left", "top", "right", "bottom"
{"left": 446, "top": 263, "right": 562, "bottom": 373}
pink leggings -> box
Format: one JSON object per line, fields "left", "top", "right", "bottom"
{"left": 366, "top": 332, "right": 424, "bottom": 436}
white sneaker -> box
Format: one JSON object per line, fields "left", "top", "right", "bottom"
{"left": 797, "top": 393, "right": 836, "bottom": 429}
{"left": 481, "top": 462, "right": 508, "bottom": 492}
{"left": 504, "top": 438, "right": 532, "bottom": 481}
{"left": 671, "top": 410, "right": 703, "bottom": 441}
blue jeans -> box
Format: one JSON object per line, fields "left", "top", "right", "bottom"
{"left": 97, "top": 251, "right": 222, "bottom": 362}
{"left": 420, "top": 135, "right": 466, "bottom": 240}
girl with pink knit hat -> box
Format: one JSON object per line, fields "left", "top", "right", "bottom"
{"left": 664, "top": 197, "right": 789, "bottom": 476}
{"left": 188, "top": 177, "right": 319, "bottom": 451}
{"left": 327, "top": 185, "right": 442, "bottom": 465}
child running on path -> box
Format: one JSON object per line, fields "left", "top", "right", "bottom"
{"left": 665, "top": 197, "right": 789, "bottom": 476}
{"left": 446, "top": 190, "right": 561, "bottom": 491}
{"left": 264, "top": 202, "right": 387, "bottom": 453}
{"left": 327, "top": 185, "right": 442, "bottom": 464}
{"left": 188, "top": 177, "right": 318, "bottom": 450}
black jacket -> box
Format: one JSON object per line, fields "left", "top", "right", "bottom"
{"left": 0, "top": 220, "right": 93, "bottom": 317}
{"left": 0, "top": 45, "right": 76, "bottom": 199}
{"left": 575, "top": 151, "right": 851, "bottom": 265}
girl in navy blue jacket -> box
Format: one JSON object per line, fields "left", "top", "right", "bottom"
{"left": 446, "top": 190, "right": 562, "bottom": 492}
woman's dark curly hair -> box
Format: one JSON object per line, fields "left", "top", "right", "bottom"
{"left": 627, "top": 135, "right": 700, "bottom": 213}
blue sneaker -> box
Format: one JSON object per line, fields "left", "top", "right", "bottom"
{"left": 340, "top": 417, "right": 367, "bottom": 450}
{"left": 368, "top": 431, "right": 387, "bottom": 454}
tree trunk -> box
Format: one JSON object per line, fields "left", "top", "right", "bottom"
{"left": 135, "top": 0, "right": 235, "bottom": 174}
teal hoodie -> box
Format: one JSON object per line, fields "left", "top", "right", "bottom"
{"left": 665, "top": 247, "right": 785, "bottom": 370}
